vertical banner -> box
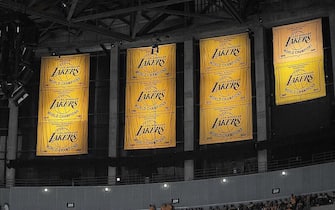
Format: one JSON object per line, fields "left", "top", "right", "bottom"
{"left": 125, "top": 44, "right": 176, "bottom": 150}
{"left": 37, "top": 54, "right": 89, "bottom": 156}
{"left": 273, "top": 18, "right": 326, "bottom": 105}
{"left": 200, "top": 33, "right": 252, "bottom": 144}
{"left": 200, "top": 105, "right": 252, "bottom": 143}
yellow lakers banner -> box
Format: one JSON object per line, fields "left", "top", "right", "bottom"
{"left": 126, "top": 79, "right": 175, "bottom": 114}
{"left": 200, "top": 33, "right": 250, "bottom": 73}
{"left": 273, "top": 19, "right": 325, "bottom": 105}
{"left": 273, "top": 19, "right": 323, "bottom": 64}
{"left": 38, "top": 88, "right": 88, "bottom": 122}
{"left": 37, "top": 121, "right": 88, "bottom": 155}
{"left": 125, "top": 44, "right": 176, "bottom": 149}
{"left": 275, "top": 58, "right": 325, "bottom": 105}
{"left": 200, "top": 105, "right": 252, "bottom": 144}
{"left": 37, "top": 54, "right": 89, "bottom": 156}
{"left": 40, "top": 54, "right": 90, "bottom": 88}
{"left": 200, "top": 67, "right": 251, "bottom": 107}
{"left": 127, "top": 44, "right": 176, "bottom": 81}
{"left": 200, "top": 33, "right": 252, "bottom": 145}
{"left": 125, "top": 112, "right": 175, "bottom": 149}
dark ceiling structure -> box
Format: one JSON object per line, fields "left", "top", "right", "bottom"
{"left": 0, "top": 0, "right": 262, "bottom": 53}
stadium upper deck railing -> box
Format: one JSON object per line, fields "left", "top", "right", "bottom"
{"left": 1, "top": 150, "right": 335, "bottom": 187}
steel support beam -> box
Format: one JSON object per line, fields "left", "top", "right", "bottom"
{"left": 67, "top": 0, "right": 79, "bottom": 21}
{"left": 72, "top": 0, "right": 194, "bottom": 23}
{"left": 0, "top": 0, "right": 133, "bottom": 41}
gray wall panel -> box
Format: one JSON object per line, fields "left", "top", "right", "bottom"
{"left": 0, "top": 162, "right": 335, "bottom": 210}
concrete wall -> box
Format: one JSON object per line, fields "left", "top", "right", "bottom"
{"left": 0, "top": 188, "right": 9, "bottom": 208}
{"left": 0, "top": 162, "right": 334, "bottom": 210}
{"left": 312, "top": 204, "right": 335, "bottom": 210}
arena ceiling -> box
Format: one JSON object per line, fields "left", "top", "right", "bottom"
{"left": 0, "top": 0, "right": 262, "bottom": 53}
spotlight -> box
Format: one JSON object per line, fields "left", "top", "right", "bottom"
{"left": 281, "top": 171, "right": 287, "bottom": 176}
{"left": 116, "top": 177, "right": 121, "bottom": 182}
{"left": 43, "top": 188, "right": 49, "bottom": 192}
{"left": 61, "top": 1, "right": 67, "bottom": 8}
{"left": 0, "top": 81, "right": 14, "bottom": 97}
{"left": 10, "top": 84, "right": 29, "bottom": 106}
{"left": 20, "top": 47, "right": 34, "bottom": 64}
{"left": 220, "top": 178, "right": 228, "bottom": 184}
{"left": 17, "top": 65, "right": 34, "bottom": 85}
{"left": 103, "top": 187, "right": 111, "bottom": 192}
{"left": 162, "top": 183, "right": 169, "bottom": 189}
